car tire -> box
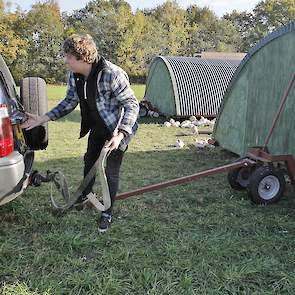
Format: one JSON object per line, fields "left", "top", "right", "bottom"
{"left": 247, "top": 166, "right": 286, "bottom": 204}
{"left": 20, "top": 77, "right": 48, "bottom": 150}
{"left": 228, "top": 167, "right": 252, "bottom": 191}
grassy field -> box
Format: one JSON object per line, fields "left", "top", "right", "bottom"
{"left": 1, "top": 85, "right": 295, "bottom": 294}
{"left": 45, "top": 83, "right": 146, "bottom": 101}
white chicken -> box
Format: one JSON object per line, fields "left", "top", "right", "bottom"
{"left": 175, "top": 139, "right": 185, "bottom": 149}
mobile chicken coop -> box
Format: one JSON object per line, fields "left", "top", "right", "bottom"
{"left": 214, "top": 22, "right": 295, "bottom": 157}
{"left": 115, "top": 22, "right": 295, "bottom": 205}
{"left": 144, "top": 55, "right": 242, "bottom": 117}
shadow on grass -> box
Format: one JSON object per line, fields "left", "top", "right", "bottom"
{"left": 56, "top": 111, "right": 166, "bottom": 125}
{"left": 139, "top": 117, "right": 167, "bottom": 125}
{"left": 1, "top": 147, "right": 295, "bottom": 219}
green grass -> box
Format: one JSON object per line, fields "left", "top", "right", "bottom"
{"left": 46, "top": 83, "right": 146, "bottom": 101}
{"left": 130, "top": 84, "right": 145, "bottom": 101}
{"left": 1, "top": 85, "right": 295, "bottom": 294}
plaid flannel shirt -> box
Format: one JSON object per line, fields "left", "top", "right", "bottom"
{"left": 46, "top": 60, "right": 139, "bottom": 151}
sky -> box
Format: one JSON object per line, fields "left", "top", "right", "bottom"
{"left": 10, "top": 0, "right": 261, "bottom": 17}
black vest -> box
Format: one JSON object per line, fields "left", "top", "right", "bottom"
{"left": 73, "top": 57, "right": 111, "bottom": 139}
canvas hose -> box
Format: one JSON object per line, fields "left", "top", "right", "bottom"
{"left": 50, "top": 146, "right": 112, "bottom": 212}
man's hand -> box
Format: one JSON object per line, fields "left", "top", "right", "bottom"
{"left": 20, "top": 113, "right": 50, "bottom": 130}
{"left": 105, "top": 132, "right": 124, "bottom": 151}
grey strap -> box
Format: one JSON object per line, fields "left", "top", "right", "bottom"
{"left": 50, "top": 146, "right": 111, "bottom": 211}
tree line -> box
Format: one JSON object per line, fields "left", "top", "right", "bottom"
{"left": 0, "top": 0, "right": 294, "bottom": 84}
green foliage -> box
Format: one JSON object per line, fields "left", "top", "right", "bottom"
{"left": 186, "top": 5, "right": 240, "bottom": 54}
{"left": 151, "top": 1, "right": 189, "bottom": 56}
{"left": 224, "top": 0, "right": 295, "bottom": 52}
{"left": 1, "top": 282, "right": 51, "bottom": 295}
{"left": 23, "top": 0, "right": 65, "bottom": 83}
{"left": 253, "top": 0, "right": 295, "bottom": 37}
{"left": 1, "top": 0, "right": 294, "bottom": 83}
{"left": 223, "top": 10, "right": 257, "bottom": 52}
{"left": 0, "top": 7, "right": 28, "bottom": 74}
{"left": 64, "top": 0, "right": 133, "bottom": 64}
{"left": 117, "top": 11, "right": 166, "bottom": 77}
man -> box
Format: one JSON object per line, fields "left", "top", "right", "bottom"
{"left": 22, "top": 34, "right": 139, "bottom": 233}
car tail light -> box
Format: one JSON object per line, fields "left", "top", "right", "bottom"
{"left": 0, "top": 104, "right": 13, "bottom": 157}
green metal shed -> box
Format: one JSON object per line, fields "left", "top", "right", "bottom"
{"left": 144, "top": 56, "right": 241, "bottom": 117}
{"left": 213, "top": 21, "right": 295, "bottom": 157}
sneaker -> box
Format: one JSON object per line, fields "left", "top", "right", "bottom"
{"left": 98, "top": 213, "right": 112, "bottom": 233}
{"left": 72, "top": 194, "right": 89, "bottom": 211}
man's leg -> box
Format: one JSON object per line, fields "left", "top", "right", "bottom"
{"left": 99, "top": 149, "right": 124, "bottom": 232}
{"left": 76, "top": 129, "right": 105, "bottom": 205}
{"left": 104, "top": 149, "right": 124, "bottom": 214}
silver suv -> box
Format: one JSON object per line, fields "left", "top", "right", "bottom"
{"left": 0, "top": 54, "right": 48, "bottom": 206}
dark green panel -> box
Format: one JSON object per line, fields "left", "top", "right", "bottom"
{"left": 245, "top": 32, "right": 295, "bottom": 155}
{"left": 214, "top": 26, "right": 295, "bottom": 157}
{"left": 214, "top": 67, "right": 248, "bottom": 155}
{"left": 145, "top": 58, "right": 176, "bottom": 115}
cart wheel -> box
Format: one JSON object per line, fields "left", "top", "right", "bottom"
{"left": 228, "top": 167, "right": 252, "bottom": 191}
{"left": 247, "top": 166, "right": 286, "bottom": 204}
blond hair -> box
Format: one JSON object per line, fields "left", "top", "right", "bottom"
{"left": 63, "top": 34, "right": 98, "bottom": 63}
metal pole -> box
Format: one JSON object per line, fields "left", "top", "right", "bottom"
{"left": 116, "top": 159, "right": 255, "bottom": 200}
{"left": 263, "top": 72, "right": 295, "bottom": 149}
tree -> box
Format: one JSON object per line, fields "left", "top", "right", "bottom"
{"left": 0, "top": 3, "right": 28, "bottom": 82}
{"left": 223, "top": 10, "right": 256, "bottom": 52}
{"left": 150, "top": 0, "right": 188, "bottom": 56}
{"left": 116, "top": 11, "right": 166, "bottom": 78}
{"left": 186, "top": 5, "right": 240, "bottom": 55}
{"left": 64, "top": 0, "right": 133, "bottom": 64}
{"left": 23, "top": 0, "right": 65, "bottom": 83}
{"left": 253, "top": 0, "right": 295, "bottom": 37}
{"left": 224, "top": 0, "right": 295, "bottom": 52}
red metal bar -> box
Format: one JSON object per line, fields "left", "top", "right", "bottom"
{"left": 116, "top": 158, "right": 256, "bottom": 200}
{"left": 285, "top": 157, "right": 295, "bottom": 185}
{"left": 248, "top": 147, "right": 295, "bottom": 185}
{"left": 263, "top": 72, "right": 295, "bottom": 148}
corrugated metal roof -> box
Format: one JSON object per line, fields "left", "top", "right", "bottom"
{"left": 159, "top": 56, "right": 240, "bottom": 116}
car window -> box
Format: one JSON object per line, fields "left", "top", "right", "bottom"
{"left": 0, "top": 79, "right": 8, "bottom": 104}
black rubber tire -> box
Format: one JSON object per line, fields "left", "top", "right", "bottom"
{"left": 139, "top": 105, "right": 148, "bottom": 117}
{"left": 228, "top": 167, "right": 251, "bottom": 191}
{"left": 247, "top": 166, "right": 286, "bottom": 204}
{"left": 0, "top": 54, "right": 18, "bottom": 99}
{"left": 20, "top": 77, "right": 48, "bottom": 149}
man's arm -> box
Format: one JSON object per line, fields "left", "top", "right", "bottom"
{"left": 21, "top": 73, "right": 79, "bottom": 130}
{"left": 111, "top": 71, "right": 139, "bottom": 135}
{"left": 45, "top": 73, "right": 79, "bottom": 121}
{"left": 104, "top": 71, "right": 139, "bottom": 151}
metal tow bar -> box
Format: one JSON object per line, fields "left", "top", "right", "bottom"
{"left": 33, "top": 150, "right": 256, "bottom": 211}
{"left": 115, "top": 158, "right": 257, "bottom": 200}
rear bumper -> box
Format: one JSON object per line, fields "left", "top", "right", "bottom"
{"left": 0, "top": 151, "right": 26, "bottom": 205}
